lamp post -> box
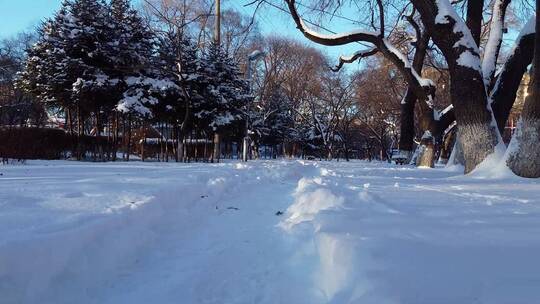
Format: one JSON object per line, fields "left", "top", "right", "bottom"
{"left": 243, "top": 50, "right": 265, "bottom": 162}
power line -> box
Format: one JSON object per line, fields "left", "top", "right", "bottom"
{"left": 294, "top": 1, "right": 369, "bottom": 27}
{"left": 230, "top": 0, "right": 279, "bottom": 33}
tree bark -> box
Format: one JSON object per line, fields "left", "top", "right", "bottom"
{"left": 398, "top": 22, "right": 431, "bottom": 162}
{"left": 213, "top": 132, "right": 220, "bottom": 163}
{"left": 465, "top": 0, "right": 483, "bottom": 45}
{"left": 416, "top": 131, "right": 436, "bottom": 167}
{"left": 399, "top": 89, "right": 417, "bottom": 155}
{"left": 438, "top": 128, "right": 456, "bottom": 164}
{"left": 491, "top": 32, "right": 535, "bottom": 134}
{"left": 451, "top": 66, "right": 499, "bottom": 173}
{"left": 507, "top": 7, "right": 540, "bottom": 178}
{"left": 411, "top": 0, "right": 500, "bottom": 173}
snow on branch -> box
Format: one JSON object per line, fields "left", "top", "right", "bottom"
{"left": 434, "top": 104, "right": 453, "bottom": 121}
{"left": 331, "top": 48, "right": 379, "bottom": 72}
{"left": 285, "top": 0, "right": 379, "bottom": 46}
{"left": 285, "top": 0, "right": 435, "bottom": 104}
{"left": 481, "top": 0, "right": 511, "bottom": 89}
{"left": 434, "top": 0, "right": 482, "bottom": 72}
{"left": 488, "top": 15, "right": 535, "bottom": 132}
{"left": 491, "top": 15, "right": 535, "bottom": 99}
{"left": 380, "top": 39, "right": 436, "bottom": 104}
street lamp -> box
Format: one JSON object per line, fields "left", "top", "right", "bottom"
{"left": 243, "top": 50, "right": 265, "bottom": 162}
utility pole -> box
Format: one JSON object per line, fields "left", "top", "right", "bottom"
{"left": 215, "top": 0, "right": 221, "bottom": 45}
{"left": 212, "top": 0, "right": 221, "bottom": 163}
{"left": 243, "top": 51, "right": 265, "bottom": 162}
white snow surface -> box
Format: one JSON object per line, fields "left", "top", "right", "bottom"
{"left": 1, "top": 160, "right": 540, "bottom": 304}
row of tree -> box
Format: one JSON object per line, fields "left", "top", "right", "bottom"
{"left": 3, "top": 0, "right": 410, "bottom": 162}
{"left": 13, "top": 0, "right": 253, "bottom": 160}
{"left": 278, "top": 0, "right": 539, "bottom": 177}
{"left": 8, "top": 0, "right": 534, "bottom": 172}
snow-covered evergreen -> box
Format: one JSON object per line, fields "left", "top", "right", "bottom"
{"left": 154, "top": 30, "right": 204, "bottom": 126}
{"left": 200, "top": 42, "right": 250, "bottom": 133}
{"left": 18, "top": 0, "right": 113, "bottom": 112}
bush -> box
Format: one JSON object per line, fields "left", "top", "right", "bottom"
{"left": 0, "top": 127, "right": 69, "bottom": 159}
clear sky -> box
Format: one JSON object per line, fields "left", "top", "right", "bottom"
{"left": 0, "top": 0, "right": 63, "bottom": 37}
{"left": 0, "top": 0, "right": 365, "bottom": 71}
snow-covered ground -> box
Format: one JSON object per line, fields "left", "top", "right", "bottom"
{"left": 1, "top": 160, "right": 539, "bottom": 304}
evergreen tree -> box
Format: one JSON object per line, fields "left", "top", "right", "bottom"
{"left": 59, "top": 0, "right": 112, "bottom": 114}
{"left": 109, "top": 0, "right": 154, "bottom": 71}
{"left": 200, "top": 42, "right": 249, "bottom": 134}
{"left": 109, "top": 0, "right": 167, "bottom": 118}
{"left": 154, "top": 30, "right": 205, "bottom": 128}
{"left": 18, "top": 0, "right": 113, "bottom": 129}
{"left": 252, "top": 87, "right": 294, "bottom": 146}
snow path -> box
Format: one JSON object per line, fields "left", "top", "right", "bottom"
{"left": 1, "top": 160, "right": 540, "bottom": 303}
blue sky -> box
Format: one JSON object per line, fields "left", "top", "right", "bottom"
{"left": 0, "top": 0, "right": 367, "bottom": 71}
{"left": 0, "top": 0, "right": 63, "bottom": 37}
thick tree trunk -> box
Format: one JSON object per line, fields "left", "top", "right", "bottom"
{"left": 507, "top": 9, "right": 540, "bottom": 178}
{"left": 429, "top": 26, "right": 534, "bottom": 138}
{"left": 401, "top": 27, "right": 432, "bottom": 166}
{"left": 451, "top": 67, "right": 499, "bottom": 173}
{"left": 491, "top": 33, "right": 535, "bottom": 134}
{"left": 507, "top": 116, "right": 540, "bottom": 177}
{"left": 465, "top": 0, "right": 483, "bottom": 45}
{"left": 415, "top": 89, "right": 439, "bottom": 167}
{"left": 416, "top": 131, "right": 436, "bottom": 167}
{"left": 412, "top": 0, "right": 500, "bottom": 173}
{"left": 399, "top": 88, "right": 416, "bottom": 159}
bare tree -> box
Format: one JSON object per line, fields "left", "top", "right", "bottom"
{"left": 278, "top": 0, "right": 535, "bottom": 174}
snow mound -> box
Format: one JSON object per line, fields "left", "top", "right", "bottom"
{"left": 280, "top": 177, "right": 344, "bottom": 230}
{"left": 468, "top": 144, "right": 519, "bottom": 179}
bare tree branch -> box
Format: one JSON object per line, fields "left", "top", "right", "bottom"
{"left": 284, "top": 0, "right": 436, "bottom": 104}
{"left": 331, "top": 48, "right": 379, "bottom": 72}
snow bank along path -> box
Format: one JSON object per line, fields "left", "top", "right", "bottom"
{"left": 1, "top": 160, "right": 539, "bottom": 303}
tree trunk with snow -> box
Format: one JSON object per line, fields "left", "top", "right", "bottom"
{"left": 411, "top": 0, "right": 500, "bottom": 173}
{"left": 422, "top": 16, "right": 535, "bottom": 139}
{"left": 507, "top": 8, "right": 540, "bottom": 178}
{"left": 416, "top": 131, "right": 436, "bottom": 167}
{"left": 452, "top": 68, "right": 499, "bottom": 173}
{"left": 414, "top": 86, "right": 439, "bottom": 167}
{"left": 398, "top": 18, "right": 429, "bottom": 159}
{"left": 491, "top": 18, "right": 535, "bottom": 134}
